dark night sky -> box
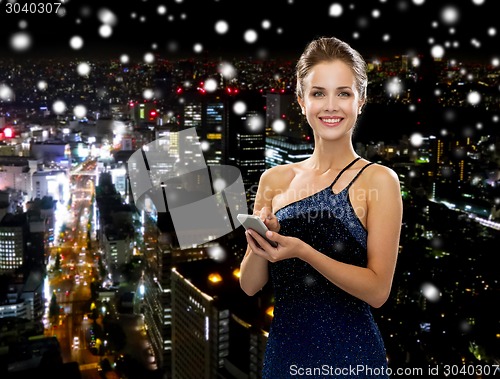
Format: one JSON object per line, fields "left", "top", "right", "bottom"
{"left": 0, "top": 0, "right": 498, "bottom": 63}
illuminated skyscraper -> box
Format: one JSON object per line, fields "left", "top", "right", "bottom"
{"left": 0, "top": 215, "right": 26, "bottom": 273}
{"left": 180, "top": 90, "right": 226, "bottom": 166}
{"left": 265, "top": 136, "right": 313, "bottom": 168}
{"left": 226, "top": 93, "right": 267, "bottom": 206}
{"left": 170, "top": 259, "right": 271, "bottom": 379}
{"left": 171, "top": 265, "right": 230, "bottom": 379}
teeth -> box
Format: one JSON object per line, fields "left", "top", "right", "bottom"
{"left": 322, "top": 118, "right": 341, "bottom": 123}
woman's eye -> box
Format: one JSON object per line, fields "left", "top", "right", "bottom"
{"left": 312, "top": 91, "right": 324, "bottom": 97}
{"left": 339, "top": 92, "right": 350, "bottom": 97}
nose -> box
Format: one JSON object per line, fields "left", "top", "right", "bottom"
{"left": 323, "top": 94, "right": 338, "bottom": 112}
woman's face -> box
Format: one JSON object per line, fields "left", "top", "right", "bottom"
{"left": 298, "top": 60, "right": 364, "bottom": 142}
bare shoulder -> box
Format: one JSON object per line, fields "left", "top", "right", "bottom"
{"left": 259, "top": 163, "right": 296, "bottom": 189}
{"left": 254, "top": 163, "right": 297, "bottom": 208}
{"left": 365, "top": 162, "right": 399, "bottom": 184}
{"left": 362, "top": 162, "right": 401, "bottom": 198}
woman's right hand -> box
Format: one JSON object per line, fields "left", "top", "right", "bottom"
{"left": 255, "top": 206, "right": 280, "bottom": 233}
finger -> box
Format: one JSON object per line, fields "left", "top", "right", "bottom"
{"left": 245, "top": 232, "right": 266, "bottom": 256}
{"left": 245, "top": 230, "right": 262, "bottom": 248}
{"left": 247, "top": 229, "right": 272, "bottom": 249}
{"left": 259, "top": 206, "right": 273, "bottom": 221}
{"left": 264, "top": 230, "right": 280, "bottom": 246}
{"left": 264, "top": 217, "right": 280, "bottom": 232}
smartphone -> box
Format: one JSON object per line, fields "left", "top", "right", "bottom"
{"left": 237, "top": 214, "right": 278, "bottom": 247}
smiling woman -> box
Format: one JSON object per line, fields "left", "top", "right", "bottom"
{"left": 239, "top": 36, "right": 403, "bottom": 379}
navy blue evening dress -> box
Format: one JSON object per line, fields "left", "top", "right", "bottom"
{"left": 262, "top": 157, "right": 389, "bottom": 379}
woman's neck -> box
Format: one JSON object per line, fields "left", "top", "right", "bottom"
{"left": 307, "top": 140, "right": 358, "bottom": 172}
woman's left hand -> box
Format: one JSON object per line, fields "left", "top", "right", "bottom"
{"left": 245, "top": 229, "right": 305, "bottom": 262}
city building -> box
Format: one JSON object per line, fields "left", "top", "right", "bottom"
{"left": 171, "top": 259, "right": 271, "bottom": 379}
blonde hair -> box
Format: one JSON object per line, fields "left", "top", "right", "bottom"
{"left": 295, "top": 36, "right": 368, "bottom": 105}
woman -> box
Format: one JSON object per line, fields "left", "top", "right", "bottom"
{"left": 239, "top": 36, "right": 403, "bottom": 378}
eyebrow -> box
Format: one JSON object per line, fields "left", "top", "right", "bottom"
{"left": 311, "top": 85, "right": 353, "bottom": 91}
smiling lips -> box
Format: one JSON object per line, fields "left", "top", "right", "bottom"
{"left": 320, "top": 117, "right": 342, "bottom": 125}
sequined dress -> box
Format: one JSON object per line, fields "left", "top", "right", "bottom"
{"left": 262, "top": 157, "right": 389, "bottom": 379}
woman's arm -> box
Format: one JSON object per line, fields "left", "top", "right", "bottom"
{"left": 239, "top": 168, "right": 279, "bottom": 296}
{"left": 249, "top": 165, "right": 402, "bottom": 307}
{"left": 298, "top": 165, "right": 401, "bottom": 307}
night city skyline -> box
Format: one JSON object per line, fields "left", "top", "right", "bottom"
{"left": 1, "top": 1, "right": 499, "bottom": 379}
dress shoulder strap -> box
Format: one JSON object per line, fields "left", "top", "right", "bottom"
{"left": 330, "top": 156, "right": 362, "bottom": 187}
{"left": 345, "top": 162, "right": 375, "bottom": 190}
